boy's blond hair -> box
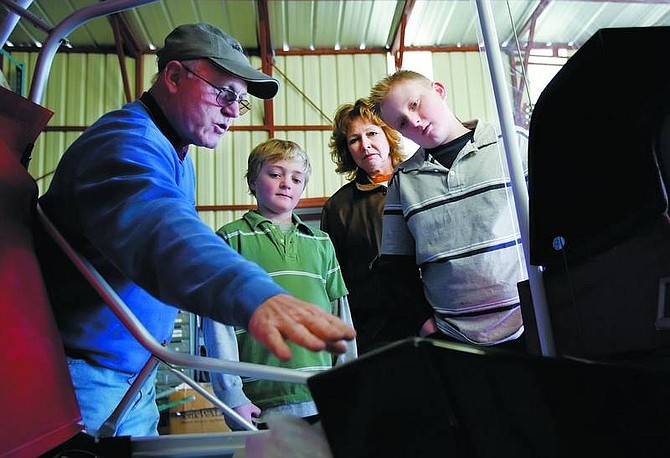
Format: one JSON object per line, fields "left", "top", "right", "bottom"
{"left": 246, "top": 139, "right": 312, "bottom": 196}
{"left": 368, "top": 70, "right": 432, "bottom": 116}
{"left": 329, "top": 98, "right": 404, "bottom": 181}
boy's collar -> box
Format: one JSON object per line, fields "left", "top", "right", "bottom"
{"left": 244, "top": 210, "right": 314, "bottom": 234}
{"left": 398, "top": 119, "right": 498, "bottom": 171}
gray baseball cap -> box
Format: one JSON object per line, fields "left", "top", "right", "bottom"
{"left": 156, "top": 23, "right": 279, "bottom": 99}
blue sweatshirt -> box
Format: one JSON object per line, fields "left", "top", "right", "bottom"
{"left": 38, "top": 98, "right": 286, "bottom": 373}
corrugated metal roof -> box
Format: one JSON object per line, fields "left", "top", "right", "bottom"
{"left": 3, "top": 1, "right": 670, "bottom": 56}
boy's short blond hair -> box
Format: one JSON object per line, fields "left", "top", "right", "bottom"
{"left": 329, "top": 98, "right": 404, "bottom": 181}
{"left": 369, "top": 70, "right": 432, "bottom": 116}
{"left": 246, "top": 139, "right": 312, "bottom": 196}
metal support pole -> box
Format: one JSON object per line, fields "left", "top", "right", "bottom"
{"left": 28, "top": 0, "right": 159, "bottom": 104}
{"left": 97, "top": 356, "right": 161, "bottom": 438}
{"left": 0, "top": 0, "right": 43, "bottom": 48}
{"left": 162, "top": 363, "right": 258, "bottom": 432}
{"left": 474, "top": 0, "right": 556, "bottom": 356}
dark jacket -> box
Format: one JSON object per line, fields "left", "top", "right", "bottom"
{"left": 321, "top": 171, "right": 430, "bottom": 354}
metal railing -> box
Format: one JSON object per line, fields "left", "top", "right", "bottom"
{"left": 37, "top": 203, "right": 312, "bottom": 436}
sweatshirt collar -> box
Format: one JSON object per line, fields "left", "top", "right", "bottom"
{"left": 139, "top": 91, "right": 189, "bottom": 160}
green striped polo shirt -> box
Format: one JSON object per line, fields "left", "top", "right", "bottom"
{"left": 217, "top": 210, "right": 348, "bottom": 409}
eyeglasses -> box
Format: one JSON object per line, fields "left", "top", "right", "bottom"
{"left": 181, "top": 64, "right": 251, "bottom": 115}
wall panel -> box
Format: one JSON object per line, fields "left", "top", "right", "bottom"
{"left": 213, "top": 135, "right": 239, "bottom": 205}
{"left": 5, "top": 49, "right": 502, "bottom": 231}
{"left": 317, "top": 54, "right": 339, "bottom": 123}
{"left": 302, "top": 54, "right": 329, "bottom": 126}
{"left": 432, "top": 50, "right": 497, "bottom": 124}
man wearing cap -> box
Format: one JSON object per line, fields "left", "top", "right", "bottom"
{"left": 36, "top": 23, "right": 356, "bottom": 437}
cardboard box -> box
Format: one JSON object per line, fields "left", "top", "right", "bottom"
{"left": 167, "top": 383, "right": 231, "bottom": 434}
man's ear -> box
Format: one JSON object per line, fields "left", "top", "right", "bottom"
{"left": 432, "top": 81, "right": 447, "bottom": 100}
{"left": 163, "top": 61, "right": 183, "bottom": 93}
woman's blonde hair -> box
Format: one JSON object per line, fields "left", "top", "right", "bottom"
{"left": 328, "top": 98, "right": 403, "bottom": 181}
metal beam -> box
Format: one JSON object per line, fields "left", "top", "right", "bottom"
{"left": 390, "top": 0, "right": 416, "bottom": 70}
{"left": 108, "top": 11, "right": 142, "bottom": 58}
{"left": 510, "top": 0, "right": 551, "bottom": 125}
{"left": 109, "top": 14, "right": 132, "bottom": 103}
{"left": 257, "top": 0, "right": 275, "bottom": 137}
{"left": 508, "top": 0, "right": 551, "bottom": 45}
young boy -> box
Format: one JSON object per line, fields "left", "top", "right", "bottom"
{"left": 368, "top": 70, "right": 528, "bottom": 351}
{"left": 203, "top": 139, "right": 357, "bottom": 429}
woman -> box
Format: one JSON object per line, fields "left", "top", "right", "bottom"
{"left": 321, "top": 98, "right": 429, "bottom": 354}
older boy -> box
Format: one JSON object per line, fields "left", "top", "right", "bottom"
{"left": 204, "top": 139, "right": 357, "bottom": 429}
{"left": 369, "top": 70, "right": 528, "bottom": 350}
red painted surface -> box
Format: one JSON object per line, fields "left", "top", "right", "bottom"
{"left": 0, "top": 89, "right": 82, "bottom": 458}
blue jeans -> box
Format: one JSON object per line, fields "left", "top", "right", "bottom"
{"left": 67, "top": 357, "right": 159, "bottom": 437}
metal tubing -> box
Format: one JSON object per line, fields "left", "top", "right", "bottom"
{"left": 29, "top": 0, "right": 159, "bottom": 104}
{"left": 36, "top": 203, "right": 312, "bottom": 384}
{"left": 474, "top": 0, "right": 556, "bottom": 356}
{"left": 162, "top": 364, "right": 258, "bottom": 432}
{"left": 97, "top": 356, "right": 161, "bottom": 438}
{"left": 0, "top": 0, "right": 42, "bottom": 48}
